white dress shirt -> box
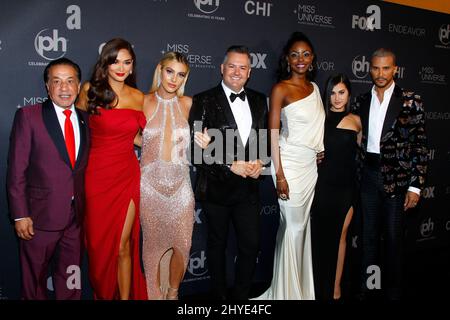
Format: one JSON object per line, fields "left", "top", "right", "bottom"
{"left": 367, "top": 81, "right": 395, "bottom": 154}
{"left": 221, "top": 81, "right": 252, "bottom": 145}
{"left": 367, "top": 81, "right": 420, "bottom": 195}
{"left": 53, "top": 103, "right": 81, "bottom": 158}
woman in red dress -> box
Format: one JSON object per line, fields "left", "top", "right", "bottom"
{"left": 77, "top": 38, "right": 147, "bottom": 299}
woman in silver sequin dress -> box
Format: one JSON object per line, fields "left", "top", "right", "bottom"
{"left": 139, "top": 52, "right": 207, "bottom": 300}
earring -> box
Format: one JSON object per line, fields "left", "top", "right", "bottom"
{"left": 129, "top": 70, "right": 133, "bottom": 74}
{"left": 287, "top": 64, "right": 291, "bottom": 73}
{"left": 308, "top": 64, "right": 313, "bottom": 72}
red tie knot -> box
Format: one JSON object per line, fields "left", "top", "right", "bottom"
{"left": 63, "top": 109, "right": 72, "bottom": 118}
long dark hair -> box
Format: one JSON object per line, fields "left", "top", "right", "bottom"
{"left": 323, "top": 73, "right": 352, "bottom": 117}
{"left": 277, "top": 31, "right": 316, "bottom": 82}
{"left": 87, "top": 38, "right": 137, "bottom": 114}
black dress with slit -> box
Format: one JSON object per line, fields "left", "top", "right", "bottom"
{"left": 311, "top": 110, "right": 358, "bottom": 300}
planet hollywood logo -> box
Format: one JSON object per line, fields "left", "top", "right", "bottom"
{"left": 418, "top": 217, "right": 435, "bottom": 240}
{"left": 29, "top": 5, "right": 81, "bottom": 66}
{"left": 294, "top": 4, "right": 334, "bottom": 28}
{"left": 435, "top": 24, "right": 450, "bottom": 49}
{"left": 186, "top": 251, "right": 208, "bottom": 277}
{"left": 34, "top": 29, "right": 68, "bottom": 61}
{"left": 188, "top": 0, "right": 225, "bottom": 21}
{"left": 162, "top": 43, "right": 215, "bottom": 69}
{"left": 350, "top": 55, "right": 371, "bottom": 84}
{"left": 419, "top": 66, "right": 447, "bottom": 85}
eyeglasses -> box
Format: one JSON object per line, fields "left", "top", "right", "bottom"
{"left": 288, "top": 51, "right": 313, "bottom": 59}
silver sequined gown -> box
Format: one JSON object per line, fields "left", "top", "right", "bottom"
{"left": 140, "top": 93, "right": 194, "bottom": 299}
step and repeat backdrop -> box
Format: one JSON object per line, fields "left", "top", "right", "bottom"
{"left": 0, "top": 0, "right": 448, "bottom": 299}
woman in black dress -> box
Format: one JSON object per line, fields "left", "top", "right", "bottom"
{"left": 311, "top": 74, "right": 361, "bottom": 300}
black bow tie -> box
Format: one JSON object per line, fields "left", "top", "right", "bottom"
{"left": 229, "top": 91, "right": 246, "bottom": 102}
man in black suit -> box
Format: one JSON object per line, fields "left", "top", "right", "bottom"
{"left": 189, "top": 45, "right": 268, "bottom": 300}
{"left": 354, "top": 48, "right": 428, "bottom": 300}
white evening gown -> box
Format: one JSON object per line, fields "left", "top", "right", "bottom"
{"left": 254, "top": 82, "right": 325, "bottom": 300}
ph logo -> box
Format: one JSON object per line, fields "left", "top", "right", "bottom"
{"left": 194, "top": 0, "right": 220, "bottom": 14}
{"left": 439, "top": 24, "right": 450, "bottom": 45}
{"left": 352, "top": 55, "right": 370, "bottom": 79}
{"left": 250, "top": 52, "right": 267, "bottom": 69}
{"left": 187, "top": 251, "right": 208, "bottom": 276}
{"left": 352, "top": 5, "right": 381, "bottom": 31}
{"left": 34, "top": 29, "right": 67, "bottom": 60}
{"left": 420, "top": 217, "right": 434, "bottom": 238}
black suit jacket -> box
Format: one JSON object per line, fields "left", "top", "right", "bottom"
{"left": 353, "top": 85, "right": 428, "bottom": 196}
{"left": 188, "top": 85, "right": 269, "bottom": 205}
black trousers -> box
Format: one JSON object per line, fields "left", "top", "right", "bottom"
{"left": 202, "top": 199, "right": 260, "bottom": 300}
{"left": 360, "top": 157, "right": 405, "bottom": 300}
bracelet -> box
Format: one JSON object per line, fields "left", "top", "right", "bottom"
{"left": 276, "top": 177, "right": 286, "bottom": 182}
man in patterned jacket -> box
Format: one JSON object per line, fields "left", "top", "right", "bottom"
{"left": 353, "top": 48, "right": 428, "bottom": 300}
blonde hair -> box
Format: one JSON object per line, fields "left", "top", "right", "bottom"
{"left": 150, "top": 51, "right": 190, "bottom": 97}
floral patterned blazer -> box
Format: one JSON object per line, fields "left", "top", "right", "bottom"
{"left": 353, "top": 85, "right": 428, "bottom": 197}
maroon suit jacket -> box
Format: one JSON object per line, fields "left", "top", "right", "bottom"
{"left": 7, "top": 99, "right": 89, "bottom": 231}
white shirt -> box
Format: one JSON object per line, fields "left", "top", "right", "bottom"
{"left": 367, "top": 81, "right": 420, "bottom": 195}
{"left": 221, "top": 81, "right": 252, "bottom": 145}
{"left": 367, "top": 81, "right": 395, "bottom": 154}
{"left": 53, "top": 103, "right": 81, "bottom": 158}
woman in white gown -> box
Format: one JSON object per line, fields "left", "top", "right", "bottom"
{"left": 255, "top": 32, "right": 324, "bottom": 300}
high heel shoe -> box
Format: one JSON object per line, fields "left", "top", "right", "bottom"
{"left": 166, "top": 287, "right": 179, "bottom": 300}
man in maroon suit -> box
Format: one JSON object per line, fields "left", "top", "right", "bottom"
{"left": 7, "top": 58, "right": 89, "bottom": 299}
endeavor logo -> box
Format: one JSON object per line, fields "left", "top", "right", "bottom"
{"left": 34, "top": 29, "right": 68, "bottom": 60}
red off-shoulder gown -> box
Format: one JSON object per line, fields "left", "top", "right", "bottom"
{"left": 85, "top": 108, "right": 147, "bottom": 300}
